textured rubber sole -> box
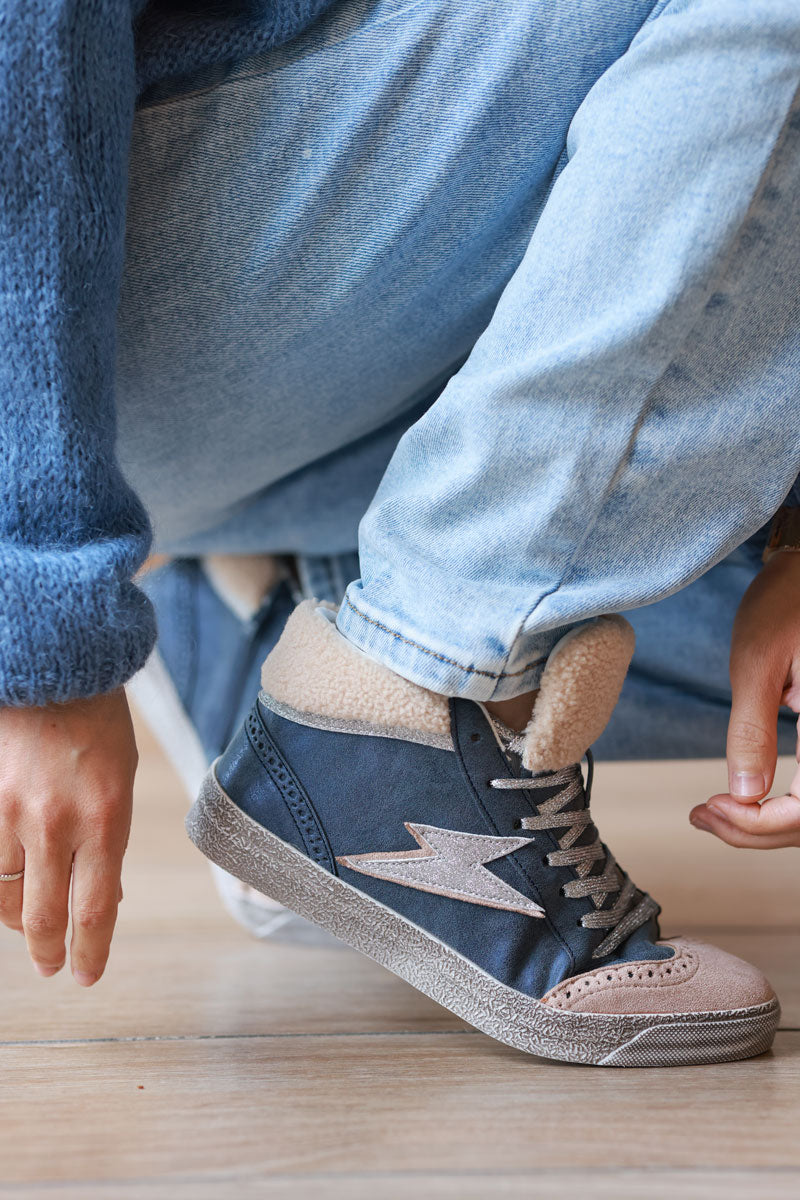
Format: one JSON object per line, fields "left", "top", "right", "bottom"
{"left": 186, "top": 767, "right": 780, "bottom": 1068}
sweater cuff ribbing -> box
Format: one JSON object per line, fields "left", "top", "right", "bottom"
{"left": 0, "top": 545, "right": 157, "bottom": 707}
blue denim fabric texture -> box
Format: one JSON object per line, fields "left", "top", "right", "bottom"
{"left": 215, "top": 694, "right": 667, "bottom": 998}
{"left": 139, "top": 552, "right": 360, "bottom": 764}
{"left": 116, "top": 0, "right": 800, "bottom": 706}
{"left": 139, "top": 561, "right": 298, "bottom": 763}
{"left": 142, "top": 541, "right": 797, "bottom": 767}
{"left": 120, "top": 0, "right": 656, "bottom": 552}
{"left": 598, "top": 526, "right": 799, "bottom": 760}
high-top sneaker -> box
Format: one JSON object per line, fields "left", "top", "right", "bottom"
{"left": 186, "top": 600, "right": 779, "bottom": 1066}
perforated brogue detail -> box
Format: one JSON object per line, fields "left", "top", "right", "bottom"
{"left": 245, "top": 704, "right": 336, "bottom": 873}
{"left": 542, "top": 942, "right": 700, "bottom": 1009}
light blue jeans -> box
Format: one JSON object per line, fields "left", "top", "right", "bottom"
{"left": 299, "top": 532, "right": 800, "bottom": 760}
{"left": 117, "top": 1, "right": 800, "bottom": 724}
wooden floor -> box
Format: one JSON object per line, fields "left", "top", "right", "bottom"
{"left": 2, "top": 714, "right": 799, "bottom": 1199}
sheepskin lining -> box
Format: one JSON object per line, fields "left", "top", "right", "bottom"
{"left": 521, "top": 615, "right": 635, "bottom": 771}
{"left": 261, "top": 600, "right": 451, "bottom": 740}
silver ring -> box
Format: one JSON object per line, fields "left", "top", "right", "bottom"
{"left": 0, "top": 870, "right": 24, "bottom": 882}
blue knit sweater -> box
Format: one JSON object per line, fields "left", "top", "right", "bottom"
{"left": 0, "top": 1, "right": 335, "bottom": 706}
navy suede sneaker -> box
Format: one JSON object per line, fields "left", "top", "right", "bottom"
{"left": 186, "top": 600, "right": 779, "bottom": 1066}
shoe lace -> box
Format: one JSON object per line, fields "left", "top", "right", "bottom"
{"left": 489, "top": 747, "right": 659, "bottom": 960}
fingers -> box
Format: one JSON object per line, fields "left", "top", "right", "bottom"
{"left": 1, "top": 831, "right": 124, "bottom": 985}
{"left": 690, "top": 791, "right": 800, "bottom": 850}
{"left": 0, "top": 830, "right": 25, "bottom": 933}
{"left": 69, "top": 842, "right": 123, "bottom": 987}
{"left": 0, "top": 690, "right": 137, "bottom": 985}
{"left": 21, "top": 836, "right": 73, "bottom": 977}
{"left": 726, "top": 648, "right": 783, "bottom": 800}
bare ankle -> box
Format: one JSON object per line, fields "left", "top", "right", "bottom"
{"left": 484, "top": 690, "right": 539, "bottom": 732}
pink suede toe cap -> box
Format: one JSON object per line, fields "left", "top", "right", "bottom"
{"left": 541, "top": 937, "right": 776, "bottom": 1016}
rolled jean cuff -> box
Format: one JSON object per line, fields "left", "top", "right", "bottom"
{"left": 335, "top": 582, "right": 577, "bottom": 701}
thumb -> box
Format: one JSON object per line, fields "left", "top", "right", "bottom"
{"left": 726, "top": 655, "right": 781, "bottom": 800}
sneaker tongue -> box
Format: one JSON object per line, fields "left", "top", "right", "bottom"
{"left": 486, "top": 712, "right": 573, "bottom": 791}
{"left": 485, "top": 713, "right": 525, "bottom": 756}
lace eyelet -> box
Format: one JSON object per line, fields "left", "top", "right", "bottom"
{"left": 470, "top": 733, "right": 481, "bottom": 743}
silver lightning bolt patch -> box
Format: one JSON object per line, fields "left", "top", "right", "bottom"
{"left": 336, "top": 823, "right": 545, "bottom": 918}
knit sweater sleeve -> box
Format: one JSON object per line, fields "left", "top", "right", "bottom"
{"left": 0, "top": 0, "right": 156, "bottom": 706}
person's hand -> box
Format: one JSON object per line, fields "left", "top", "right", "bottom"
{"left": 0, "top": 690, "right": 137, "bottom": 983}
{"left": 689, "top": 550, "right": 800, "bottom": 848}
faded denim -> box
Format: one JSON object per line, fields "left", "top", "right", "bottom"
{"left": 116, "top": 0, "right": 800, "bottom": 704}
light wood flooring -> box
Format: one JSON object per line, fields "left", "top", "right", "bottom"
{"left": 1, "top": 714, "right": 799, "bottom": 1198}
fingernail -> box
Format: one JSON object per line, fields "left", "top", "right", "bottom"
{"left": 73, "top": 970, "right": 97, "bottom": 988}
{"left": 690, "top": 813, "right": 711, "bottom": 832}
{"left": 731, "top": 772, "right": 764, "bottom": 798}
{"left": 34, "top": 961, "right": 65, "bottom": 978}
